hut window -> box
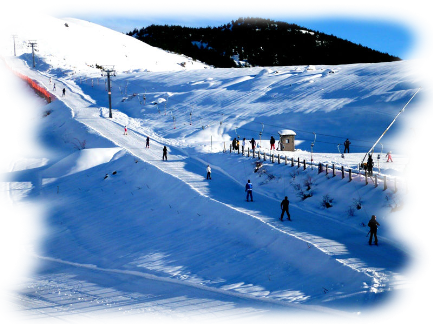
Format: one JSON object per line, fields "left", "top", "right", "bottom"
{"left": 286, "top": 139, "right": 290, "bottom": 143}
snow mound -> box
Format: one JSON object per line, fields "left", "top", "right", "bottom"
{"left": 42, "top": 147, "right": 123, "bottom": 179}
{"left": 256, "top": 68, "right": 274, "bottom": 77}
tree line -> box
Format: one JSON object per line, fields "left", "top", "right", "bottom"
{"left": 127, "top": 17, "right": 400, "bottom": 68}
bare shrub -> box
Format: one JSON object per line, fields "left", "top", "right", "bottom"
{"left": 71, "top": 138, "right": 86, "bottom": 150}
{"left": 321, "top": 194, "right": 334, "bottom": 208}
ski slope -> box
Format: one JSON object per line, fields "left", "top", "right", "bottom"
{"left": 0, "top": 15, "right": 426, "bottom": 323}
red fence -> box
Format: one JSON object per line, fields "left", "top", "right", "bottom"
{"left": 0, "top": 55, "right": 52, "bottom": 103}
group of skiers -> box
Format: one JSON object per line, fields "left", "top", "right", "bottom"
{"left": 231, "top": 136, "right": 279, "bottom": 153}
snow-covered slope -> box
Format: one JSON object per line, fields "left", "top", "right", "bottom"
{"left": 0, "top": 15, "right": 209, "bottom": 74}
{"left": 0, "top": 15, "right": 425, "bottom": 323}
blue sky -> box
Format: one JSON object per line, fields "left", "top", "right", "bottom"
{"left": 2, "top": 1, "right": 420, "bottom": 61}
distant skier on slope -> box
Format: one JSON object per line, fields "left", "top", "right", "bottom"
{"left": 146, "top": 136, "right": 150, "bottom": 148}
{"left": 270, "top": 136, "right": 276, "bottom": 150}
{"left": 386, "top": 151, "right": 393, "bottom": 162}
{"left": 162, "top": 146, "right": 168, "bottom": 161}
{"left": 368, "top": 215, "right": 380, "bottom": 245}
{"left": 53, "top": 83, "right": 56, "bottom": 91}
{"left": 280, "top": 196, "right": 291, "bottom": 221}
{"left": 250, "top": 138, "right": 256, "bottom": 152}
{"left": 367, "top": 154, "right": 374, "bottom": 176}
{"left": 245, "top": 180, "right": 253, "bottom": 202}
{"left": 242, "top": 138, "right": 246, "bottom": 154}
{"left": 344, "top": 139, "right": 351, "bottom": 153}
{"left": 232, "top": 138, "right": 237, "bottom": 151}
{"left": 206, "top": 165, "right": 212, "bottom": 180}
{"left": 62, "top": 88, "right": 66, "bottom": 97}
{"left": 123, "top": 126, "right": 128, "bottom": 135}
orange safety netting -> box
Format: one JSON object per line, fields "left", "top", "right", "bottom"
{"left": 0, "top": 55, "right": 52, "bottom": 103}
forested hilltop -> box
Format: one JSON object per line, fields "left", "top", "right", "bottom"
{"left": 127, "top": 17, "right": 400, "bottom": 68}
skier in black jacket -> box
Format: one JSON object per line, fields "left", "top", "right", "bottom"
{"left": 270, "top": 136, "right": 276, "bottom": 150}
{"left": 344, "top": 139, "right": 351, "bottom": 153}
{"left": 280, "top": 196, "right": 291, "bottom": 221}
{"left": 162, "top": 146, "right": 168, "bottom": 161}
{"left": 368, "top": 215, "right": 380, "bottom": 245}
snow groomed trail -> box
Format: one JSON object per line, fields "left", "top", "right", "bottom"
{"left": 5, "top": 55, "right": 410, "bottom": 319}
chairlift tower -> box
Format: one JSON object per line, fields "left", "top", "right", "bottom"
{"left": 409, "top": 127, "right": 433, "bottom": 255}
{"left": 102, "top": 66, "right": 116, "bottom": 118}
{"left": 28, "top": 40, "right": 37, "bottom": 67}
{"left": 12, "top": 35, "right": 17, "bottom": 56}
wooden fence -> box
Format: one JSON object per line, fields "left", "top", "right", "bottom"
{"left": 227, "top": 144, "right": 399, "bottom": 192}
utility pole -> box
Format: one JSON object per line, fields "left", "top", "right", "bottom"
{"left": 12, "top": 35, "right": 17, "bottom": 56}
{"left": 409, "top": 127, "right": 433, "bottom": 255}
{"left": 102, "top": 66, "right": 116, "bottom": 118}
{"left": 28, "top": 40, "right": 37, "bottom": 67}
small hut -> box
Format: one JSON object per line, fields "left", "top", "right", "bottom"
{"left": 278, "top": 129, "right": 296, "bottom": 151}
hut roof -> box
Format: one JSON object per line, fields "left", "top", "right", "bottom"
{"left": 278, "top": 129, "right": 297, "bottom": 136}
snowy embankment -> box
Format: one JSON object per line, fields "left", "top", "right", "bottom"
{"left": 0, "top": 15, "right": 424, "bottom": 322}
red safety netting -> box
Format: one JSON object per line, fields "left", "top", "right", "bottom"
{"left": 0, "top": 55, "right": 52, "bottom": 103}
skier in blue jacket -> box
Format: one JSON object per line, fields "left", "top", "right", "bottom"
{"left": 245, "top": 180, "right": 253, "bottom": 202}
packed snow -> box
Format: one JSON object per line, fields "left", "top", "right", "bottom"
{"left": 0, "top": 14, "right": 429, "bottom": 324}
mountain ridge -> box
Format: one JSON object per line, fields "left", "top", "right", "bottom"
{"left": 128, "top": 17, "right": 401, "bottom": 68}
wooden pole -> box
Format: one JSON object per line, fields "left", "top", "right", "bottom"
{"left": 349, "top": 169, "right": 352, "bottom": 182}
{"left": 342, "top": 166, "right": 345, "bottom": 179}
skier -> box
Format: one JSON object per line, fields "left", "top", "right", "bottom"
{"left": 123, "top": 126, "right": 128, "bottom": 135}
{"left": 250, "top": 138, "right": 256, "bottom": 152}
{"left": 236, "top": 138, "right": 240, "bottom": 151}
{"left": 368, "top": 215, "right": 380, "bottom": 245}
{"left": 53, "top": 83, "right": 56, "bottom": 91}
{"left": 206, "top": 165, "right": 212, "bottom": 180}
{"left": 406, "top": 145, "right": 417, "bottom": 164}
{"left": 344, "top": 139, "right": 351, "bottom": 153}
{"left": 270, "top": 136, "right": 276, "bottom": 150}
{"left": 403, "top": 164, "right": 412, "bottom": 182}
{"left": 386, "top": 151, "right": 393, "bottom": 162}
{"left": 367, "top": 154, "right": 374, "bottom": 176}
{"left": 232, "top": 138, "right": 237, "bottom": 151}
{"left": 62, "top": 88, "right": 66, "bottom": 97}
{"left": 146, "top": 136, "right": 150, "bottom": 148}
{"left": 162, "top": 146, "right": 168, "bottom": 161}
{"left": 245, "top": 180, "right": 253, "bottom": 202}
{"left": 242, "top": 138, "right": 246, "bottom": 154}
{"left": 280, "top": 196, "right": 291, "bottom": 221}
